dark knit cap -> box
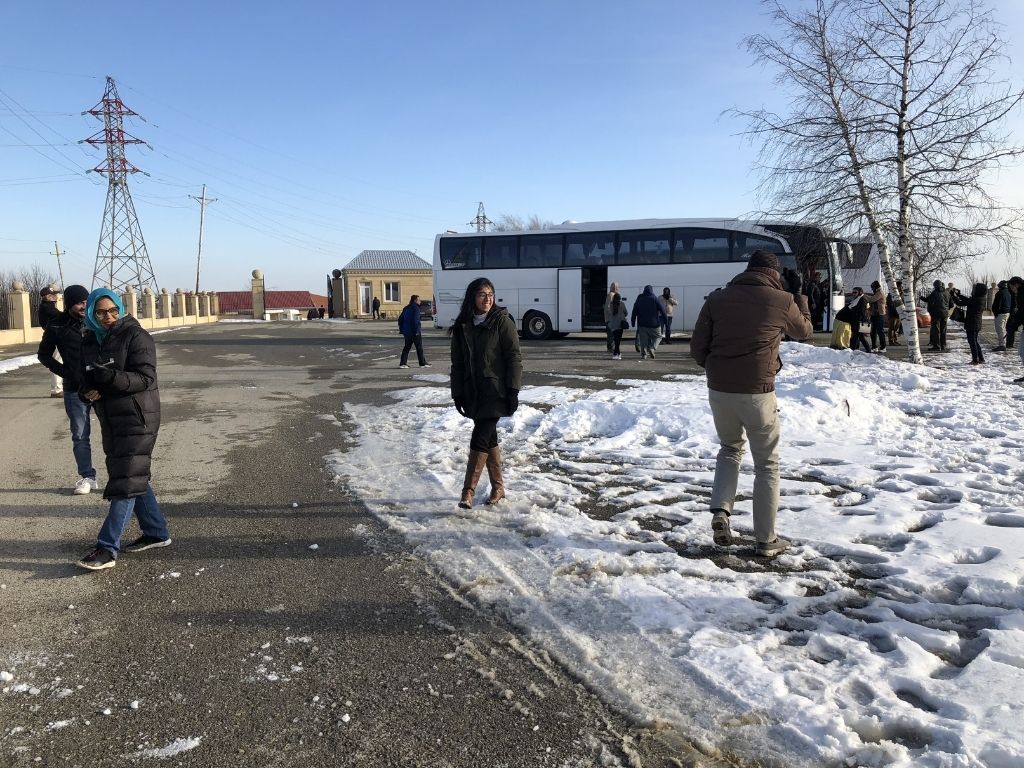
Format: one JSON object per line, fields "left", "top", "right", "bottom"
{"left": 40, "top": 286, "right": 58, "bottom": 298}
{"left": 63, "top": 284, "right": 89, "bottom": 306}
{"left": 746, "top": 250, "right": 781, "bottom": 274}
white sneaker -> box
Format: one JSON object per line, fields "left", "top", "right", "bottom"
{"left": 73, "top": 477, "right": 96, "bottom": 495}
{"left": 612, "top": 354, "right": 621, "bottom": 360}
{"left": 398, "top": 364, "right": 410, "bottom": 369}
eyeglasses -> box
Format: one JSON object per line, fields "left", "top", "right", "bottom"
{"left": 476, "top": 292, "right": 494, "bottom": 300}
{"left": 94, "top": 308, "right": 120, "bottom": 319}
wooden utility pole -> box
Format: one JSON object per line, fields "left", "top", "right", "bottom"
{"left": 190, "top": 184, "right": 217, "bottom": 294}
{"left": 51, "top": 241, "right": 65, "bottom": 289}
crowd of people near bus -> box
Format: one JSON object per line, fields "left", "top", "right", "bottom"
{"left": 602, "top": 283, "right": 679, "bottom": 360}
{"left": 828, "top": 275, "right": 1024, "bottom": 376}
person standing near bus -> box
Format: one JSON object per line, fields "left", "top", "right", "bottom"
{"left": 631, "top": 285, "right": 666, "bottom": 360}
{"left": 689, "top": 250, "right": 812, "bottom": 557}
{"left": 606, "top": 293, "right": 628, "bottom": 360}
{"left": 449, "top": 278, "right": 522, "bottom": 508}
{"left": 658, "top": 287, "right": 678, "bottom": 344}
{"left": 603, "top": 281, "right": 621, "bottom": 353}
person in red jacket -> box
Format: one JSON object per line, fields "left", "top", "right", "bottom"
{"left": 690, "top": 251, "right": 813, "bottom": 557}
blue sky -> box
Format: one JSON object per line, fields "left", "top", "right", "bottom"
{"left": 1, "top": 0, "right": 1022, "bottom": 293}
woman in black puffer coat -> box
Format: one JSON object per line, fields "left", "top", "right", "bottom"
{"left": 449, "top": 277, "right": 523, "bottom": 508}
{"left": 75, "top": 288, "right": 171, "bottom": 571}
{"left": 952, "top": 282, "right": 988, "bottom": 364}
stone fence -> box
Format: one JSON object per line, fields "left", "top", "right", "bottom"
{"left": 0, "top": 284, "right": 220, "bottom": 348}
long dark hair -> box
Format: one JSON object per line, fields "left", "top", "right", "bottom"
{"left": 611, "top": 292, "right": 621, "bottom": 314}
{"left": 447, "top": 277, "right": 495, "bottom": 337}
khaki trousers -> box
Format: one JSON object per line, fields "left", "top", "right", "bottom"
{"left": 708, "top": 389, "right": 781, "bottom": 544}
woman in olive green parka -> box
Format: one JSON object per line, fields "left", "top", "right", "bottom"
{"left": 449, "top": 277, "right": 523, "bottom": 508}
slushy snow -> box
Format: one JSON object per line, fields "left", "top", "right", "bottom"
{"left": 333, "top": 343, "right": 1024, "bottom": 768}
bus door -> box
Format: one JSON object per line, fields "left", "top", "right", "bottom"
{"left": 557, "top": 268, "right": 583, "bottom": 333}
{"left": 581, "top": 266, "right": 607, "bottom": 328}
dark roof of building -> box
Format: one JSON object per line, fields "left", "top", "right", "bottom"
{"left": 343, "top": 250, "right": 431, "bottom": 271}
{"left": 217, "top": 291, "right": 327, "bottom": 313}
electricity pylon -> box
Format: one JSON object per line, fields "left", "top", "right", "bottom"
{"left": 467, "top": 202, "right": 493, "bottom": 232}
{"left": 82, "top": 76, "right": 159, "bottom": 294}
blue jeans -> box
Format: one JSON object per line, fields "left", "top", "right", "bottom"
{"left": 97, "top": 484, "right": 170, "bottom": 556}
{"left": 63, "top": 392, "right": 95, "bottom": 479}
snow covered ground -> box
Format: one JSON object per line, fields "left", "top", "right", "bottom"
{"left": 333, "top": 344, "right": 1024, "bottom": 768}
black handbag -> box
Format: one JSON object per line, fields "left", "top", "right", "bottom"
{"left": 620, "top": 319, "right": 630, "bottom": 330}
{"left": 951, "top": 307, "right": 966, "bottom": 323}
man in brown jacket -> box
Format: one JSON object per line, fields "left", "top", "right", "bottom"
{"left": 690, "top": 251, "right": 813, "bottom": 556}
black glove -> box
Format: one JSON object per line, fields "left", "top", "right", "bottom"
{"left": 90, "top": 365, "right": 115, "bottom": 385}
{"left": 453, "top": 398, "right": 468, "bottom": 418}
{"left": 507, "top": 388, "right": 519, "bottom": 415}
{"left": 782, "top": 268, "right": 803, "bottom": 296}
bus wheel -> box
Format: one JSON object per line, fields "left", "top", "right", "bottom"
{"left": 523, "top": 312, "right": 552, "bottom": 340}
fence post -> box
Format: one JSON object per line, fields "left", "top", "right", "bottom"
{"left": 173, "top": 289, "right": 186, "bottom": 318}
{"left": 142, "top": 288, "right": 156, "bottom": 320}
{"left": 159, "top": 289, "right": 171, "bottom": 319}
{"left": 252, "top": 269, "right": 265, "bottom": 320}
{"left": 123, "top": 287, "right": 138, "bottom": 318}
{"left": 9, "top": 282, "right": 31, "bottom": 340}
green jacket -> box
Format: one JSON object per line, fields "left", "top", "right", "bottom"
{"left": 450, "top": 307, "right": 523, "bottom": 419}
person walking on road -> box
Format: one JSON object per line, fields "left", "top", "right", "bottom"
{"left": 37, "top": 284, "right": 98, "bottom": 495}
{"left": 606, "top": 292, "right": 628, "bottom": 360}
{"left": 76, "top": 288, "right": 171, "bottom": 571}
{"left": 658, "top": 287, "right": 678, "bottom": 344}
{"left": 449, "top": 278, "right": 523, "bottom": 509}
{"left": 397, "top": 295, "right": 430, "bottom": 369}
{"left": 631, "top": 285, "right": 666, "bottom": 360}
{"left": 689, "top": 250, "right": 813, "bottom": 557}
{"left": 37, "top": 286, "right": 64, "bottom": 397}
{"left": 371, "top": 297, "right": 381, "bottom": 319}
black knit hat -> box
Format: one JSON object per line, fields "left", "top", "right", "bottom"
{"left": 747, "top": 250, "right": 781, "bottom": 273}
{"left": 63, "top": 284, "right": 89, "bottom": 306}
{"left": 39, "top": 286, "right": 58, "bottom": 298}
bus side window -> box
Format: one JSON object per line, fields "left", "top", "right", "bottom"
{"left": 441, "top": 237, "right": 482, "bottom": 270}
{"left": 483, "top": 237, "right": 518, "bottom": 269}
{"left": 675, "top": 228, "right": 729, "bottom": 263}
{"left": 521, "top": 234, "right": 564, "bottom": 268}
{"left": 734, "top": 234, "right": 785, "bottom": 262}
{"left": 566, "top": 233, "right": 615, "bottom": 266}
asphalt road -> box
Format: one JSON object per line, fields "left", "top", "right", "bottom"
{"left": 0, "top": 321, "right": 734, "bottom": 768}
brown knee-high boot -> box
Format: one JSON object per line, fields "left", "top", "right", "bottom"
{"left": 485, "top": 446, "right": 505, "bottom": 505}
{"left": 459, "top": 450, "right": 488, "bottom": 509}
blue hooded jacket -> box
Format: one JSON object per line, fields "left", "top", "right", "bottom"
{"left": 84, "top": 288, "right": 125, "bottom": 344}
{"left": 630, "top": 285, "right": 666, "bottom": 329}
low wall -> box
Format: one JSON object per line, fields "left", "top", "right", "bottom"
{"left": 0, "top": 313, "right": 219, "bottom": 349}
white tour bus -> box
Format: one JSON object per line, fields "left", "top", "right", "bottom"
{"left": 433, "top": 218, "right": 848, "bottom": 339}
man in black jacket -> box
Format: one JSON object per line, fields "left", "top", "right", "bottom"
{"left": 37, "top": 287, "right": 63, "bottom": 397}
{"left": 37, "top": 284, "right": 98, "bottom": 495}
{"left": 1007, "top": 277, "right": 1024, "bottom": 382}
{"left": 992, "top": 280, "right": 1012, "bottom": 352}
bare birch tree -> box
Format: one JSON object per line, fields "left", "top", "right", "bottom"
{"left": 735, "top": 0, "right": 1023, "bottom": 364}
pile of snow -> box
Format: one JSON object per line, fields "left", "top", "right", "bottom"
{"left": 332, "top": 343, "right": 1024, "bottom": 768}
